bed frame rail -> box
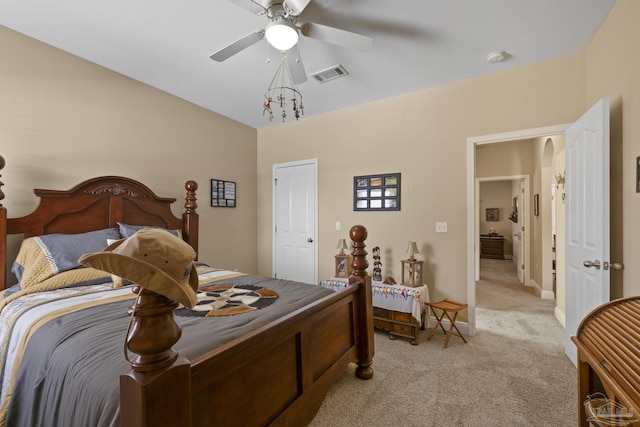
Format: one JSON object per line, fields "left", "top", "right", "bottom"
{"left": 120, "top": 225, "right": 374, "bottom": 427}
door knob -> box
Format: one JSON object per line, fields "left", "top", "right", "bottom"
{"left": 583, "top": 260, "right": 601, "bottom": 270}
{"left": 307, "top": 238, "right": 313, "bottom": 243}
{"left": 603, "top": 261, "right": 624, "bottom": 270}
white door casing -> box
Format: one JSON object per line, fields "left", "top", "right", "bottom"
{"left": 564, "top": 97, "right": 610, "bottom": 365}
{"left": 517, "top": 180, "right": 525, "bottom": 283}
{"left": 273, "top": 160, "right": 318, "bottom": 284}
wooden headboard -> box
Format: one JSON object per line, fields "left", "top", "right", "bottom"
{"left": 0, "top": 159, "right": 199, "bottom": 290}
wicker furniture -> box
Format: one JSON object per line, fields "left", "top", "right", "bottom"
{"left": 572, "top": 297, "right": 640, "bottom": 427}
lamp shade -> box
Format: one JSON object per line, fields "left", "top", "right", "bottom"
{"left": 337, "top": 238, "right": 349, "bottom": 254}
{"left": 265, "top": 19, "right": 299, "bottom": 51}
{"left": 406, "top": 241, "right": 419, "bottom": 259}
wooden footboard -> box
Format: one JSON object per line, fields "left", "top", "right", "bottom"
{"left": 121, "top": 226, "right": 374, "bottom": 427}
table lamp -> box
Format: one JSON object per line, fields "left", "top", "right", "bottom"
{"left": 336, "top": 238, "right": 349, "bottom": 255}
{"left": 406, "top": 241, "right": 419, "bottom": 260}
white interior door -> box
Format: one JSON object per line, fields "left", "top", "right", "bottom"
{"left": 517, "top": 181, "right": 525, "bottom": 283}
{"left": 564, "top": 97, "right": 610, "bottom": 365}
{"left": 273, "top": 160, "right": 317, "bottom": 284}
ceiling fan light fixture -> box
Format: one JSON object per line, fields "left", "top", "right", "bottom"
{"left": 265, "top": 19, "right": 299, "bottom": 51}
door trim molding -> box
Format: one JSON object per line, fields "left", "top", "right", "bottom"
{"left": 272, "top": 158, "right": 319, "bottom": 283}
{"left": 466, "top": 124, "right": 567, "bottom": 336}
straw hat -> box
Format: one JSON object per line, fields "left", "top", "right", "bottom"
{"left": 79, "top": 228, "right": 199, "bottom": 308}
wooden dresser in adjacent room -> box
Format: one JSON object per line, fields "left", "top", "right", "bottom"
{"left": 479, "top": 235, "right": 505, "bottom": 259}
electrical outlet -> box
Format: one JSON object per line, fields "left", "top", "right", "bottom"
{"left": 436, "top": 222, "right": 448, "bottom": 233}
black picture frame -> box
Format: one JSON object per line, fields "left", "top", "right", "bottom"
{"left": 353, "top": 173, "right": 401, "bottom": 211}
{"left": 211, "top": 179, "right": 236, "bottom": 208}
{"left": 637, "top": 156, "right": 640, "bottom": 193}
{"left": 486, "top": 208, "right": 498, "bottom": 221}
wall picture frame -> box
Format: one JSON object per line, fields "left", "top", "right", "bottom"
{"left": 636, "top": 156, "right": 640, "bottom": 193}
{"left": 335, "top": 254, "right": 350, "bottom": 278}
{"left": 211, "top": 179, "right": 236, "bottom": 208}
{"left": 486, "top": 208, "right": 498, "bottom": 221}
{"left": 353, "top": 172, "right": 401, "bottom": 211}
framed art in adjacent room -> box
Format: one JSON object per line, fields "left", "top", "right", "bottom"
{"left": 637, "top": 156, "right": 640, "bottom": 193}
{"left": 486, "top": 208, "right": 498, "bottom": 221}
{"left": 335, "top": 254, "right": 350, "bottom": 278}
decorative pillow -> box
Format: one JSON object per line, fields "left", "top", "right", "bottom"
{"left": 11, "top": 228, "right": 121, "bottom": 290}
{"left": 117, "top": 222, "right": 182, "bottom": 239}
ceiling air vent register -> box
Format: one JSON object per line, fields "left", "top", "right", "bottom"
{"left": 311, "top": 65, "right": 349, "bottom": 83}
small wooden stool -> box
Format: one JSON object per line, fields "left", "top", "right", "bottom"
{"left": 426, "top": 299, "right": 468, "bottom": 348}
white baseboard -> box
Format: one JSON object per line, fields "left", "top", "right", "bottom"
{"left": 528, "top": 279, "right": 542, "bottom": 296}
{"left": 554, "top": 306, "right": 566, "bottom": 328}
{"left": 541, "top": 290, "right": 555, "bottom": 300}
{"left": 528, "top": 279, "right": 555, "bottom": 300}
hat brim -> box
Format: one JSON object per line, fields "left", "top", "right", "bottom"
{"left": 79, "top": 249, "right": 199, "bottom": 308}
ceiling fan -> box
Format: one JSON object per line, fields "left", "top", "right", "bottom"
{"left": 209, "top": 0, "right": 373, "bottom": 83}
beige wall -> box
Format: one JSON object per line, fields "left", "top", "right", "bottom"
{"left": 586, "top": 0, "right": 640, "bottom": 298}
{"left": 0, "top": 25, "right": 259, "bottom": 277}
{"left": 3, "top": 0, "right": 638, "bottom": 315}
{"left": 258, "top": 53, "right": 587, "bottom": 306}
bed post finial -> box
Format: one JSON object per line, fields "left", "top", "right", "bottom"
{"left": 349, "top": 224, "right": 374, "bottom": 380}
{"left": 120, "top": 287, "right": 192, "bottom": 426}
{"left": 349, "top": 225, "right": 368, "bottom": 277}
{"left": 126, "top": 287, "right": 182, "bottom": 372}
{"left": 182, "top": 180, "right": 199, "bottom": 257}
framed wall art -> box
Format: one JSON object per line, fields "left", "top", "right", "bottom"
{"left": 637, "top": 156, "right": 640, "bottom": 193}
{"left": 211, "top": 179, "right": 236, "bottom": 207}
{"left": 353, "top": 173, "right": 401, "bottom": 211}
{"left": 486, "top": 208, "right": 498, "bottom": 221}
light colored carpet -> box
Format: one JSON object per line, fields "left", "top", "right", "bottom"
{"left": 310, "top": 259, "right": 577, "bottom": 426}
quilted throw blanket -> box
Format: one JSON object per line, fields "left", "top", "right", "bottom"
{"left": 0, "top": 271, "right": 332, "bottom": 427}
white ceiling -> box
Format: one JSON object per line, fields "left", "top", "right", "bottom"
{"left": 1, "top": 0, "right": 616, "bottom": 129}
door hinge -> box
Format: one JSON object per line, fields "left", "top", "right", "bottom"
{"left": 274, "top": 178, "right": 277, "bottom": 186}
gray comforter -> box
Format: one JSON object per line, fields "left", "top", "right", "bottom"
{"left": 5, "top": 275, "right": 333, "bottom": 427}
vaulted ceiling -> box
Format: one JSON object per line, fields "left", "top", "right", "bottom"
{"left": 0, "top": 0, "right": 616, "bottom": 129}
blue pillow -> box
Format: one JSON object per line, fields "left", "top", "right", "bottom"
{"left": 117, "top": 222, "right": 182, "bottom": 239}
{"left": 11, "top": 228, "right": 121, "bottom": 287}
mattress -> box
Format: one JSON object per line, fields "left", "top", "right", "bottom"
{"left": 0, "top": 271, "right": 333, "bottom": 427}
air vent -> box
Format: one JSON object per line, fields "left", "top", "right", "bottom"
{"left": 310, "top": 65, "right": 349, "bottom": 83}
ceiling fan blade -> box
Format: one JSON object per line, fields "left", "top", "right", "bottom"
{"left": 284, "top": 0, "right": 311, "bottom": 16}
{"left": 226, "top": 0, "right": 270, "bottom": 15}
{"left": 300, "top": 22, "right": 372, "bottom": 52}
{"left": 286, "top": 52, "right": 307, "bottom": 84}
{"left": 210, "top": 30, "right": 265, "bottom": 62}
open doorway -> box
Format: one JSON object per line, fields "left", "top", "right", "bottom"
{"left": 466, "top": 125, "right": 566, "bottom": 336}
{"left": 477, "top": 177, "right": 526, "bottom": 285}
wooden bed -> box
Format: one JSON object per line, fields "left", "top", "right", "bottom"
{"left": 0, "top": 158, "right": 374, "bottom": 427}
